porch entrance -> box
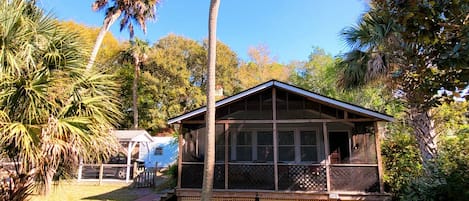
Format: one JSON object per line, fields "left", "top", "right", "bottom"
{"left": 328, "top": 131, "right": 349, "bottom": 164}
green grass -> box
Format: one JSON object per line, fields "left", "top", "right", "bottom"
{"left": 30, "top": 182, "right": 147, "bottom": 201}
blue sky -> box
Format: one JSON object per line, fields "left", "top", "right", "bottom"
{"left": 38, "top": 0, "right": 369, "bottom": 63}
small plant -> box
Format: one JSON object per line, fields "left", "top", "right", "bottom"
{"left": 0, "top": 172, "right": 33, "bottom": 201}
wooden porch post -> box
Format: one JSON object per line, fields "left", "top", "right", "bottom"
{"left": 177, "top": 124, "right": 183, "bottom": 189}
{"left": 224, "top": 123, "right": 229, "bottom": 189}
{"left": 374, "top": 121, "right": 385, "bottom": 193}
{"left": 126, "top": 141, "right": 136, "bottom": 183}
{"left": 272, "top": 87, "right": 279, "bottom": 191}
{"left": 323, "top": 122, "right": 331, "bottom": 192}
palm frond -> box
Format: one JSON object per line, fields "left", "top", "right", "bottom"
{"left": 0, "top": 0, "right": 123, "bottom": 196}
{"left": 338, "top": 50, "right": 369, "bottom": 89}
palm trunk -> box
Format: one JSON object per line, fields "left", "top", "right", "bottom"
{"left": 86, "top": 10, "right": 121, "bottom": 70}
{"left": 201, "top": 0, "right": 220, "bottom": 200}
{"left": 409, "top": 107, "right": 437, "bottom": 166}
{"left": 132, "top": 59, "right": 140, "bottom": 129}
{"left": 42, "top": 167, "right": 56, "bottom": 196}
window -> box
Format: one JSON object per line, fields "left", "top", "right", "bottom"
{"left": 300, "top": 131, "right": 318, "bottom": 162}
{"left": 257, "top": 131, "right": 273, "bottom": 161}
{"left": 277, "top": 129, "right": 319, "bottom": 163}
{"left": 154, "top": 147, "right": 163, "bottom": 155}
{"left": 230, "top": 130, "right": 273, "bottom": 162}
{"left": 230, "top": 128, "right": 319, "bottom": 163}
{"left": 278, "top": 131, "right": 295, "bottom": 161}
{"left": 235, "top": 131, "right": 252, "bottom": 161}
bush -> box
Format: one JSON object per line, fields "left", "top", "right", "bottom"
{"left": 382, "top": 129, "right": 423, "bottom": 199}
{"left": 162, "top": 164, "right": 178, "bottom": 188}
{"left": 386, "top": 129, "right": 469, "bottom": 201}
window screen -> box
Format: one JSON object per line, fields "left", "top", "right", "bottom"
{"left": 300, "top": 131, "right": 318, "bottom": 162}
{"left": 278, "top": 131, "right": 295, "bottom": 161}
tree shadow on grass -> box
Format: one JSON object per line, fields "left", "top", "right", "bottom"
{"left": 83, "top": 186, "right": 153, "bottom": 201}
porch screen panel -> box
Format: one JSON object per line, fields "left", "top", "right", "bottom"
{"left": 278, "top": 131, "right": 295, "bottom": 162}
{"left": 182, "top": 125, "right": 204, "bottom": 162}
{"left": 215, "top": 124, "right": 226, "bottom": 162}
{"left": 300, "top": 130, "right": 319, "bottom": 162}
{"left": 216, "top": 89, "right": 272, "bottom": 120}
{"left": 182, "top": 124, "right": 224, "bottom": 162}
{"left": 229, "top": 123, "right": 273, "bottom": 162}
{"left": 277, "top": 88, "right": 339, "bottom": 120}
{"left": 227, "top": 123, "right": 274, "bottom": 190}
{"left": 235, "top": 131, "right": 252, "bottom": 161}
{"left": 276, "top": 123, "right": 326, "bottom": 163}
{"left": 350, "top": 122, "right": 377, "bottom": 164}
{"left": 257, "top": 131, "right": 273, "bottom": 162}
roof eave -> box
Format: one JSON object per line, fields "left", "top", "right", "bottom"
{"left": 168, "top": 80, "right": 394, "bottom": 124}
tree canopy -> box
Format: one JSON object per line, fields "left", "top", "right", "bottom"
{"left": 339, "top": 0, "right": 469, "bottom": 162}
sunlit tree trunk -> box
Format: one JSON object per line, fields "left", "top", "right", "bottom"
{"left": 409, "top": 107, "right": 437, "bottom": 165}
{"left": 86, "top": 10, "right": 121, "bottom": 70}
{"left": 201, "top": 0, "right": 220, "bottom": 200}
{"left": 132, "top": 57, "right": 140, "bottom": 128}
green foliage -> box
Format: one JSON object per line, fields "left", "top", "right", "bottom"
{"left": 400, "top": 130, "right": 469, "bottom": 201}
{"left": 289, "top": 48, "right": 396, "bottom": 114}
{"left": 165, "top": 164, "right": 178, "bottom": 185}
{"left": 382, "top": 103, "right": 469, "bottom": 200}
{"left": 238, "top": 45, "right": 292, "bottom": 88}
{"left": 203, "top": 40, "right": 242, "bottom": 95}
{"left": 136, "top": 34, "right": 205, "bottom": 131}
{"left": 0, "top": 0, "right": 122, "bottom": 196}
{"left": 92, "top": 0, "right": 160, "bottom": 38}
{"left": 433, "top": 102, "right": 469, "bottom": 136}
{"left": 114, "top": 34, "right": 241, "bottom": 132}
{"left": 340, "top": 0, "right": 469, "bottom": 166}
{"left": 341, "top": 0, "right": 469, "bottom": 108}
{"left": 59, "top": 21, "right": 122, "bottom": 66}
{"left": 382, "top": 127, "right": 423, "bottom": 198}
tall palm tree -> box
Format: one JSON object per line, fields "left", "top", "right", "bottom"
{"left": 0, "top": 0, "right": 122, "bottom": 197}
{"left": 118, "top": 38, "right": 149, "bottom": 128}
{"left": 86, "top": 0, "right": 160, "bottom": 70}
{"left": 339, "top": 8, "right": 442, "bottom": 162}
{"left": 339, "top": 1, "right": 469, "bottom": 165}
{"left": 201, "top": 0, "right": 220, "bottom": 200}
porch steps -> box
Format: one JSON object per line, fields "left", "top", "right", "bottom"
{"left": 159, "top": 189, "right": 176, "bottom": 201}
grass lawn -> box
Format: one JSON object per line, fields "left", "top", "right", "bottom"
{"left": 30, "top": 181, "right": 151, "bottom": 201}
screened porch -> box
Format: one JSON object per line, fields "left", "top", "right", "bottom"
{"left": 169, "top": 80, "right": 392, "bottom": 200}
{"left": 180, "top": 122, "right": 380, "bottom": 192}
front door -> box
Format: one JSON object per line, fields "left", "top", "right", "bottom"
{"left": 329, "top": 131, "right": 349, "bottom": 164}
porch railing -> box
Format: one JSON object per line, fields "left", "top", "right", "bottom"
{"left": 330, "top": 164, "right": 379, "bottom": 192}
{"left": 181, "top": 162, "right": 225, "bottom": 189}
{"left": 278, "top": 164, "right": 326, "bottom": 191}
{"left": 180, "top": 162, "right": 379, "bottom": 193}
{"left": 228, "top": 163, "right": 274, "bottom": 190}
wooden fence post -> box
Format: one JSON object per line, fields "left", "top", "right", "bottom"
{"left": 77, "top": 159, "right": 83, "bottom": 182}
{"left": 99, "top": 164, "right": 104, "bottom": 185}
{"left": 133, "top": 162, "right": 138, "bottom": 179}
{"left": 154, "top": 162, "right": 158, "bottom": 186}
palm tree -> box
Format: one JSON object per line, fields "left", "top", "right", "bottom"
{"left": 339, "top": 9, "right": 442, "bottom": 162}
{"left": 339, "top": 10, "right": 398, "bottom": 88}
{"left": 118, "top": 38, "right": 149, "bottom": 128}
{"left": 339, "top": 1, "right": 469, "bottom": 165}
{"left": 87, "top": 0, "right": 160, "bottom": 70}
{"left": 201, "top": 0, "right": 220, "bottom": 200}
{"left": 0, "top": 0, "right": 122, "bottom": 197}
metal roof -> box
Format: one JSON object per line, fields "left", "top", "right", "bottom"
{"left": 168, "top": 80, "right": 394, "bottom": 124}
{"left": 113, "top": 130, "right": 154, "bottom": 142}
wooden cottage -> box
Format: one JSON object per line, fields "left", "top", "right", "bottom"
{"left": 168, "top": 80, "right": 392, "bottom": 201}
